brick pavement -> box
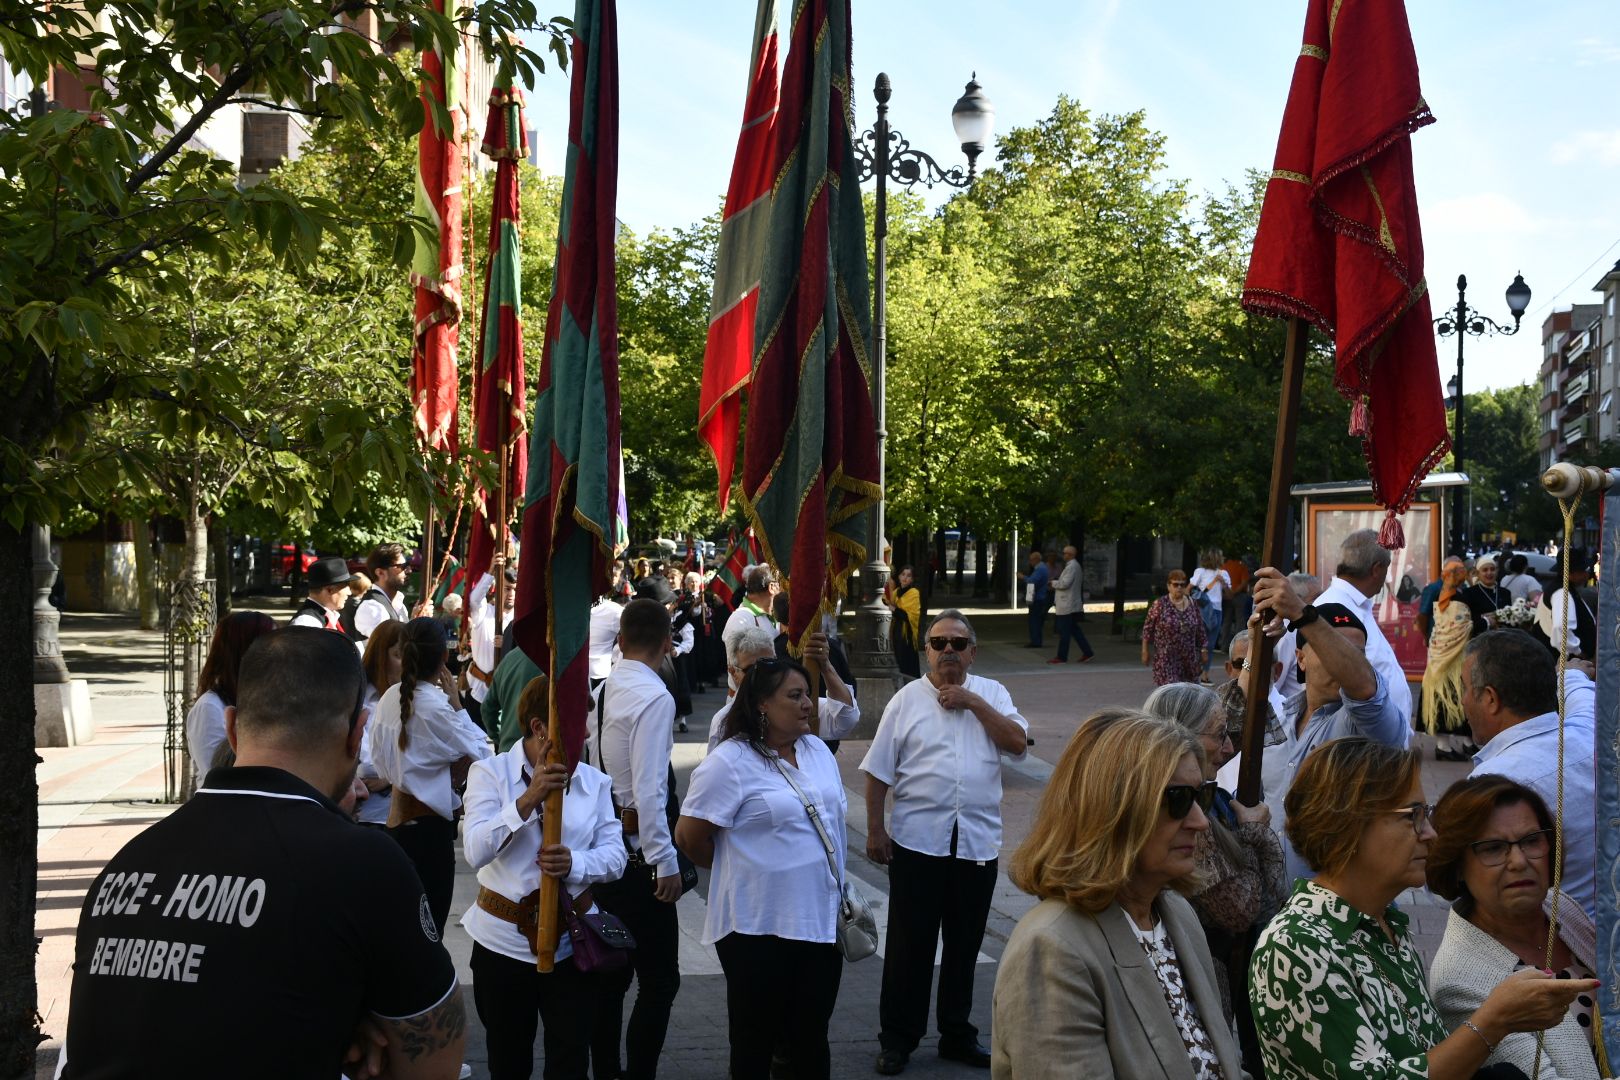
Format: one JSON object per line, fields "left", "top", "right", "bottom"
{"left": 33, "top": 603, "right": 1467, "bottom": 1079}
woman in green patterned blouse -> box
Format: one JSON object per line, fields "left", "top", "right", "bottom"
{"left": 1249, "top": 738, "right": 1595, "bottom": 1079}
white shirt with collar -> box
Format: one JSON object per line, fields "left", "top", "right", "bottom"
{"left": 354, "top": 587, "right": 408, "bottom": 639}
{"left": 683, "top": 735, "right": 846, "bottom": 945}
{"left": 590, "top": 658, "right": 678, "bottom": 879}
{"left": 859, "top": 672, "right": 1028, "bottom": 862}
{"left": 1315, "top": 575, "right": 1413, "bottom": 739}
{"left": 706, "top": 693, "right": 860, "bottom": 751}
{"left": 366, "top": 680, "right": 492, "bottom": 820}
{"left": 290, "top": 605, "right": 342, "bottom": 631}
{"left": 466, "top": 573, "right": 510, "bottom": 704}
{"left": 460, "top": 743, "right": 628, "bottom": 964}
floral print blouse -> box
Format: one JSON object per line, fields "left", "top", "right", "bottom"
{"left": 1143, "top": 595, "right": 1207, "bottom": 686}
{"left": 1250, "top": 880, "right": 1449, "bottom": 1079}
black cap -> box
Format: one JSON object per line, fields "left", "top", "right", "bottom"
{"left": 1298, "top": 601, "right": 1366, "bottom": 639}
{"left": 636, "top": 577, "right": 677, "bottom": 606}
{"left": 307, "top": 556, "right": 351, "bottom": 589}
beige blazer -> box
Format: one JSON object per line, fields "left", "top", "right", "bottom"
{"left": 991, "top": 892, "right": 1248, "bottom": 1080}
{"left": 1429, "top": 893, "right": 1599, "bottom": 1080}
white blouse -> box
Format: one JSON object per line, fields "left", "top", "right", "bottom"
{"left": 683, "top": 736, "right": 846, "bottom": 945}
{"left": 355, "top": 684, "right": 393, "bottom": 826}
{"left": 366, "top": 680, "right": 491, "bottom": 820}
{"left": 460, "top": 742, "right": 627, "bottom": 964}
{"left": 184, "top": 690, "right": 229, "bottom": 785}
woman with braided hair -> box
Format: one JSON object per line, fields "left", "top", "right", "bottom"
{"left": 367, "top": 615, "right": 491, "bottom": 935}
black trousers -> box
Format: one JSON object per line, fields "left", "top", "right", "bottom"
{"left": 714, "top": 933, "right": 842, "bottom": 1080}
{"left": 386, "top": 814, "right": 456, "bottom": 937}
{"left": 879, "top": 839, "right": 997, "bottom": 1053}
{"left": 471, "top": 943, "right": 598, "bottom": 1080}
{"left": 590, "top": 864, "right": 681, "bottom": 1079}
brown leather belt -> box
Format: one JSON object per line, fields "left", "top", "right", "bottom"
{"left": 467, "top": 660, "right": 493, "bottom": 687}
{"left": 476, "top": 885, "right": 594, "bottom": 955}
{"left": 618, "top": 807, "right": 640, "bottom": 835}
{"left": 386, "top": 789, "right": 437, "bottom": 829}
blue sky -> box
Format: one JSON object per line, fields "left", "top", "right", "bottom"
{"left": 520, "top": 1, "right": 1620, "bottom": 392}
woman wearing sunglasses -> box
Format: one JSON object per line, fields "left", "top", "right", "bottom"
{"left": 993, "top": 711, "right": 1243, "bottom": 1079}
{"left": 1426, "top": 776, "right": 1602, "bottom": 1078}
{"left": 1250, "top": 738, "right": 1595, "bottom": 1080}
{"left": 1144, "top": 682, "right": 1283, "bottom": 1076}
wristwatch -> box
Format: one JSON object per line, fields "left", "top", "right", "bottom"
{"left": 1286, "top": 604, "right": 1320, "bottom": 633}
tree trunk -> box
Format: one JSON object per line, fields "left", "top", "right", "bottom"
{"left": 1112, "top": 535, "right": 1129, "bottom": 635}
{"left": 134, "top": 518, "right": 160, "bottom": 630}
{"left": 210, "top": 520, "right": 230, "bottom": 619}
{"left": 973, "top": 530, "right": 990, "bottom": 598}
{"left": 0, "top": 522, "right": 41, "bottom": 1075}
{"left": 953, "top": 525, "right": 967, "bottom": 592}
{"left": 931, "top": 529, "right": 946, "bottom": 601}
{"left": 181, "top": 483, "right": 209, "bottom": 709}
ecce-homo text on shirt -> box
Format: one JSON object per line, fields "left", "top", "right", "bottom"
{"left": 84, "top": 871, "right": 268, "bottom": 984}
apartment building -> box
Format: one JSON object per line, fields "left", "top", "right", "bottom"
{"left": 1537, "top": 303, "right": 1604, "bottom": 471}
{"left": 1594, "top": 259, "right": 1620, "bottom": 445}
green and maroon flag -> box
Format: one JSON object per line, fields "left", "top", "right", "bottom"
{"left": 465, "top": 85, "right": 529, "bottom": 595}
{"left": 511, "top": 0, "right": 623, "bottom": 771}
{"left": 410, "top": 0, "right": 465, "bottom": 454}
{"left": 739, "top": 0, "right": 879, "bottom": 650}
{"left": 698, "top": 0, "right": 780, "bottom": 512}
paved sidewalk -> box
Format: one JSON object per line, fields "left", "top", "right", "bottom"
{"left": 33, "top": 603, "right": 1464, "bottom": 1079}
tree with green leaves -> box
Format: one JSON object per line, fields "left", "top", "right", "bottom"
{"left": 0, "top": 2, "right": 569, "bottom": 1065}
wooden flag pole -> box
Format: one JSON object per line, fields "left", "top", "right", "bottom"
{"left": 422, "top": 500, "right": 438, "bottom": 613}
{"left": 535, "top": 704, "right": 564, "bottom": 972}
{"left": 491, "top": 386, "right": 512, "bottom": 662}
{"left": 1237, "top": 317, "right": 1310, "bottom": 807}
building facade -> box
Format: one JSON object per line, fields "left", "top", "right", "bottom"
{"left": 1537, "top": 303, "right": 1605, "bottom": 472}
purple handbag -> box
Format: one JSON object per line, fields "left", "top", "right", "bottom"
{"left": 562, "top": 890, "right": 636, "bottom": 974}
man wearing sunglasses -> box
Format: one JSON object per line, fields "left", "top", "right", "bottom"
{"left": 1251, "top": 567, "right": 1408, "bottom": 883}
{"left": 860, "top": 611, "right": 1029, "bottom": 1075}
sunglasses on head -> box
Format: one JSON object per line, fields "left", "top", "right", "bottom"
{"left": 749, "top": 656, "right": 790, "bottom": 673}
{"left": 927, "top": 636, "right": 973, "bottom": 652}
{"left": 1164, "top": 781, "right": 1218, "bottom": 820}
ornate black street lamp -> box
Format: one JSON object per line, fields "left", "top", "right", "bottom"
{"left": 845, "top": 73, "right": 993, "bottom": 703}
{"left": 1435, "top": 272, "right": 1531, "bottom": 554}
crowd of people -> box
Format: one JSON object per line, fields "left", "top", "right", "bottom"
{"left": 58, "top": 530, "right": 1608, "bottom": 1080}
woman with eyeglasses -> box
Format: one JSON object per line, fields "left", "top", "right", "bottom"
{"left": 1250, "top": 738, "right": 1595, "bottom": 1080}
{"left": 1426, "top": 776, "right": 1602, "bottom": 1078}
{"left": 993, "top": 712, "right": 1243, "bottom": 1079}
{"left": 675, "top": 656, "right": 847, "bottom": 1080}
{"left": 1144, "top": 683, "right": 1283, "bottom": 1074}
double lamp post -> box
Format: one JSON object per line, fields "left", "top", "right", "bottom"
{"left": 1435, "top": 271, "right": 1532, "bottom": 555}
{"left": 844, "top": 72, "right": 994, "bottom": 698}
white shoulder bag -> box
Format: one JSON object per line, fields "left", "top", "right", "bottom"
{"left": 771, "top": 753, "right": 879, "bottom": 962}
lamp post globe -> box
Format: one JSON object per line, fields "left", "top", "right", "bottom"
{"left": 950, "top": 73, "right": 995, "bottom": 177}
{"left": 1505, "top": 272, "right": 1532, "bottom": 322}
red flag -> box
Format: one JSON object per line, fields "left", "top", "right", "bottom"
{"left": 510, "top": 0, "right": 623, "bottom": 772}
{"left": 1241, "top": 0, "right": 1446, "bottom": 548}
{"left": 739, "top": 0, "right": 878, "bottom": 650}
{"left": 698, "top": 0, "right": 780, "bottom": 512}
{"left": 466, "top": 86, "right": 530, "bottom": 594}
{"left": 410, "top": 1, "right": 465, "bottom": 454}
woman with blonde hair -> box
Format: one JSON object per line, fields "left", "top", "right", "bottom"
{"left": 353, "top": 619, "right": 405, "bottom": 828}
{"left": 1144, "top": 682, "right": 1283, "bottom": 1074}
{"left": 992, "top": 711, "right": 1243, "bottom": 1079}
{"left": 1188, "top": 549, "right": 1231, "bottom": 683}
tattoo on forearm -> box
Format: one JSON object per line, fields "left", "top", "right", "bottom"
{"left": 395, "top": 990, "right": 468, "bottom": 1062}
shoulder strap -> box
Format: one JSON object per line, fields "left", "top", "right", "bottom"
{"left": 770, "top": 752, "right": 841, "bottom": 887}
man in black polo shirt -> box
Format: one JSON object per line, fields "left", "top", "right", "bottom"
{"left": 62, "top": 628, "right": 467, "bottom": 1079}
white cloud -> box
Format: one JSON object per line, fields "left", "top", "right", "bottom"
{"left": 1550, "top": 130, "right": 1620, "bottom": 167}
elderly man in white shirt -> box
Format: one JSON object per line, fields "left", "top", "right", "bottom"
{"left": 1313, "top": 528, "right": 1413, "bottom": 738}
{"left": 721, "top": 565, "right": 779, "bottom": 690}
{"left": 707, "top": 625, "right": 859, "bottom": 751}
{"left": 861, "top": 609, "right": 1029, "bottom": 1075}
{"left": 588, "top": 598, "right": 684, "bottom": 1080}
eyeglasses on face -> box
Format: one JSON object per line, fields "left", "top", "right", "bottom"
{"left": 1164, "top": 781, "right": 1218, "bottom": 820}
{"left": 927, "top": 636, "right": 973, "bottom": 652}
{"left": 1388, "top": 802, "right": 1436, "bottom": 836}
{"left": 1168, "top": 579, "right": 1188, "bottom": 588}
{"left": 1199, "top": 725, "right": 1234, "bottom": 746}
{"left": 1469, "top": 829, "right": 1553, "bottom": 867}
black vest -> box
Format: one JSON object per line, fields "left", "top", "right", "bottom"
{"left": 289, "top": 598, "right": 336, "bottom": 630}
